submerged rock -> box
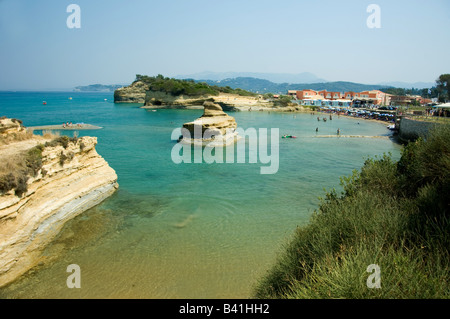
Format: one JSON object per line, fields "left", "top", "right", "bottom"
{"left": 181, "top": 102, "right": 240, "bottom": 146}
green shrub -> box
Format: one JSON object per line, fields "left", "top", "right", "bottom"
{"left": 14, "top": 173, "right": 29, "bottom": 197}
{"left": 0, "top": 173, "right": 17, "bottom": 194}
{"left": 25, "top": 144, "right": 44, "bottom": 177}
{"left": 59, "top": 151, "right": 67, "bottom": 166}
{"left": 59, "top": 151, "right": 75, "bottom": 166}
{"left": 45, "top": 136, "right": 78, "bottom": 149}
{"left": 67, "top": 151, "right": 75, "bottom": 161}
{"left": 274, "top": 95, "right": 293, "bottom": 107}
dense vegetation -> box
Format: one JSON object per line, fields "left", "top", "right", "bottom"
{"left": 273, "top": 95, "right": 295, "bottom": 107}
{"left": 254, "top": 124, "right": 450, "bottom": 298}
{"left": 436, "top": 74, "right": 450, "bottom": 102}
{"left": 135, "top": 74, "right": 257, "bottom": 98}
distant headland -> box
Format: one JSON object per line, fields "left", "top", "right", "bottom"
{"left": 74, "top": 84, "right": 125, "bottom": 92}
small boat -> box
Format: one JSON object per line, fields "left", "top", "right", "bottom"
{"left": 282, "top": 135, "right": 297, "bottom": 139}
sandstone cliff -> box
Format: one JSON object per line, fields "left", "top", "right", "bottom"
{"left": 114, "top": 81, "right": 148, "bottom": 103}
{"left": 181, "top": 102, "right": 240, "bottom": 146}
{"left": 0, "top": 123, "right": 118, "bottom": 287}
{"left": 142, "top": 93, "right": 276, "bottom": 111}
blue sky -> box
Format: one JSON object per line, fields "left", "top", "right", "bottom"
{"left": 0, "top": 0, "right": 449, "bottom": 90}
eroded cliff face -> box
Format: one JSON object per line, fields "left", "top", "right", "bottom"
{"left": 0, "top": 134, "right": 118, "bottom": 287}
{"left": 114, "top": 81, "right": 148, "bottom": 103}
{"left": 0, "top": 118, "right": 26, "bottom": 137}
{"left": 142, "top": 93, "right": 276, "bottom": 110}
{"left": 180, "top": 102, "right": 240, "bottom": 146}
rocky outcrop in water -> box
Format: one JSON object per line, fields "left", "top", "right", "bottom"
{"left": 180, "top": 101, "right": 240, "bottom": 146}
{"left": 0, "top": 126, "right": 118, "bottom": 287}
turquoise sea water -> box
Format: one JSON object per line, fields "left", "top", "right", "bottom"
{"left": 0, "top": 92, "right": 402, "bottom": 298}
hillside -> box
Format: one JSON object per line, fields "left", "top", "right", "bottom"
{"left": 195, "top": 77, "right": 393, "bottom": 94}
{"left": 175, "top": 71, "right": 326, "bottom": 84}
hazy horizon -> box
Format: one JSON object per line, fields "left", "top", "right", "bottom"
{"left": 0, "top": 0, "right": 449, "bottom": 91}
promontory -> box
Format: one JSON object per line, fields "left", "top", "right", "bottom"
{"left": 113, "top": 74, "right": 298, "bottom": 111}
{"left": 0, "top": 117, "right": 118, "bottom": 287}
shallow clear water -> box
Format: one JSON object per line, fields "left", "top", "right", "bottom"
{"left": 0, "top": 92, "right": 402, "bottom": 298}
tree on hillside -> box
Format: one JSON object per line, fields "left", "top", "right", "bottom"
{"left": 436, "top": 74, "right": 450, "bottom": 102}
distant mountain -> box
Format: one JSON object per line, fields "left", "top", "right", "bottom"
{"left": 74, "top": 84, "right": 125, "bottom": 92}
{"left": 377, "top": 81, "right": 435, "bottom": 89}
{"left": 192, "top": 77, "right": 393, "bottom": 94}
{"left": 176, "top": 71, "right": 326, "bottom": 84}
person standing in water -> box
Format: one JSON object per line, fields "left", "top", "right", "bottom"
{"left": 337, "top": 128, "right": 341, "bottom": 135}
